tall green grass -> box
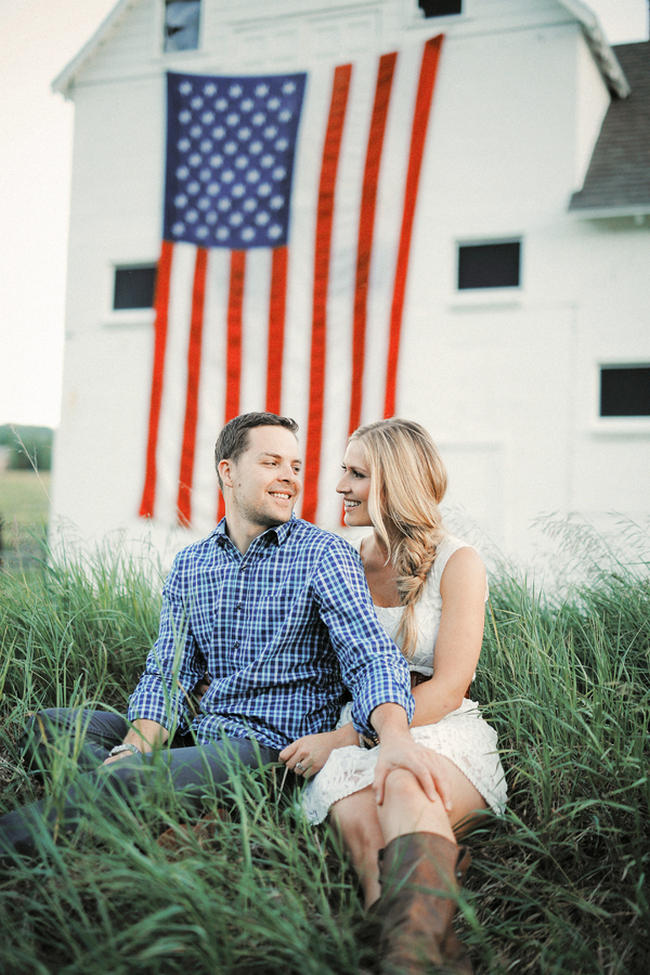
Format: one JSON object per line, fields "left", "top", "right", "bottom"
{"left": 0, "top": 531, "right": 648, "bottom": 974}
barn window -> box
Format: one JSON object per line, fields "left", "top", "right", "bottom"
{"left": 600, "top": 366, "right": 650, "bottom": 417}
{"left": 418, "top": 1, "right": 462, "bottom": 17}
{"left": 164, "top": 0, "right": 201, "bottom": 53}
{"left": 113, "top": 265, "right": 157, "bottom": 310}
{"left": 457, "top": 240, "right": 522, "bottom": 290}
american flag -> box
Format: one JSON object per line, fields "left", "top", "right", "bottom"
{"left": 139, "top": 34, "right": 443, "bottom": 529}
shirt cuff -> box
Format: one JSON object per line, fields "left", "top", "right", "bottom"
{"left": 351, "top": 674, "right": 414, "bottom": 740}
{"left": 127, "top": 674, "right": 188, "bottom": 734}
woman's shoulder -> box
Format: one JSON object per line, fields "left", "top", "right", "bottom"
{"left": 432, "top": 534, "right": 488, "bottom": 600}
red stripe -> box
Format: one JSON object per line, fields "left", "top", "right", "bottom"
{"left": 176, "top": 247, "right": 208, "bottom": 526}
{"left": 265, "top": 246, "right": 288, "bottom": 415}
{"left": 349, "top": 52, "right": 397, "bottom": 437}
{"left": 225, "top": 250, "right": 246, "bottom": 422}
{"left": 217, "top": 250, "right": 246, "bottom": 523}
{"left": 302, "top": 64, "right": 352, "bottom": 524}
{"left": 384, "top": 34, "right": 443, "bottom": 418}
{"left": 138, "top": 240, "right": 174, "bottom": 518}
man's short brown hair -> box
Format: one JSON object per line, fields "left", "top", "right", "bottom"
{"left": 214, "top": 412, "right": 299, "bottom": 488}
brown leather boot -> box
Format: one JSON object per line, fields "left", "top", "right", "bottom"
{"left": 374, "top": 832, "right": 473, "bottom": 974}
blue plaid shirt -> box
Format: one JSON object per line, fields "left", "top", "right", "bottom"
{"left": 127, "top": 516, "right": 413, "bottom": 751}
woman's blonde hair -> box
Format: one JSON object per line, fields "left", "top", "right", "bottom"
{"left": 350, "top": 418, "right": 447, "bottom": 658}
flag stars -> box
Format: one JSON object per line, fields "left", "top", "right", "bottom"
{"left": 166, "top": 71, "right": 305, "bottom": 248}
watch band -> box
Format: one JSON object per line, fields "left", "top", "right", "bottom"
{"left": 108, "top": 742, "right": 140, "bottom": 758}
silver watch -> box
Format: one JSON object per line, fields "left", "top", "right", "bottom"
{"left": 108, "top": 742, "right": 139, "bottom": 758}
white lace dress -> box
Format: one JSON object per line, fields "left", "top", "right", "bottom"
{"left": 301, "top": 534, "right": 508, "bottom": 824}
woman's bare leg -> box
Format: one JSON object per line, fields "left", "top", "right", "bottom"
{"left": 331, "top": 787, "right": 384, "bottom": 908}
{"left": 376, "top": 754, "right": 487, "bottom": 845}
{"left": 329, "top": 756, "right": 487, "bottom": 908}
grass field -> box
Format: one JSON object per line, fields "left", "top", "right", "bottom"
{"left": 0, "top": 529, "right": 648, "bottom": 973}
{"left": 0, "top": 469, "right": 51, "bottom": 569}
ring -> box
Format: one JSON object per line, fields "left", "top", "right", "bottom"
{"left": 295, "top": 761, "right": 304, "bottom": 772}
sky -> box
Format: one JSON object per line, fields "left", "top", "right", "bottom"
{"left": 0, "top": 0, "right": 648, "bottom": 429}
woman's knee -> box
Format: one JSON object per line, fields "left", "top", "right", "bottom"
{"left": 384, "top": 767, "right": 435, "bottom": 800}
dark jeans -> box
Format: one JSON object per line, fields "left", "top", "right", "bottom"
{"left": 0, "top": 708, "right": 279, "bottom": 859}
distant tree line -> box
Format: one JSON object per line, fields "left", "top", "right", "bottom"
{"left": 0, "top": 425, "right": 53, "bottom": 471}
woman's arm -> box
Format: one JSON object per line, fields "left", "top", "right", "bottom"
{"left": 410, "top": 546, "right": 487, "bottom": 727}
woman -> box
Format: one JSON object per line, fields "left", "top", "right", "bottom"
{"left": 280, "top": 418, "right": 507, "bottom": 974}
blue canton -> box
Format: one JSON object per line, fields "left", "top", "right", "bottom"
{"left": 164, "top": 70, "right": 306, "bottom": 250}
{"left": 127, "top": 516, "right": 414, "bottom": 751}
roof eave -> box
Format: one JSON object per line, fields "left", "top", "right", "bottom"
{"left": 558, "top": 0, "right": 631, "bottom": 98}
{"left": 568, "top": 202, "right": 650, "bottom": 219}
{"left": 51, "top": 0, "right": 140, "bottom": 100}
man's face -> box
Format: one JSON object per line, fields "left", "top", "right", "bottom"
{"left": 222, "top": 425, "right": 303, "bottom": 532}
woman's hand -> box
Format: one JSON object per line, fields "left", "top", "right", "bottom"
{"left": 279, "top": 725, "right": 356, "bottom": 778}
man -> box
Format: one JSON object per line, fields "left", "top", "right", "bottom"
{"left": 1, "top": 412, "right": 448, "bottom": 858}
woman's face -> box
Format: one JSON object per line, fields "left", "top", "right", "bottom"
{"left": 336, "top": 439, "right": 372, "bottom": 527}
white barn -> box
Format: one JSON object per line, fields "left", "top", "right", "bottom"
{"left": 50, "top": 0, "right": 650, "bottom": 570}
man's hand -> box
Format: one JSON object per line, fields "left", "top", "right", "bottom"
{"left": 369, "top": 702, "right": 451, "bottom": 809}
{"left": 373, "top": 733, "right": 452, "bottom": 810}
{"left": 279, "top": 725, "right": 356, "bottom": 778}
{"left": 102, "top": 718, "right": 168, "bottom": 766}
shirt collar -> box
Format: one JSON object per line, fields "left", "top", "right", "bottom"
{"left": 213, "top": 514, "right": 297, "bottom": 549}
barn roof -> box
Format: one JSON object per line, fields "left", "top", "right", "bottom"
{"left": 52, "top": 0, "right": 631, "bottom": 99}
{"left": 569, "top": 41, "right": 650, "bottom": 216}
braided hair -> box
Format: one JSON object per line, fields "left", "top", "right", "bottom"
{"left": 351, "top": 418, "right": 447, "bottom": 659}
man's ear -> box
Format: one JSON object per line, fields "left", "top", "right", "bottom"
{"left": 218, "top": 458, "right": 234, "bottom": 488}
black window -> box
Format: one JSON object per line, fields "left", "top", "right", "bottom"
{"left": 457, "top": 241, "right": 521, "bottom": 290}
{"left": 113, "top": 265, "right": 157, "bottom": 310}
{"left": 164, "top": 0, "right": 201, "bottom": 53}
{"left": 419, "top": 1, "right": 462, "bottom": 17}
{"left": 600, "top": 366, "right": 650, "bottom": 417}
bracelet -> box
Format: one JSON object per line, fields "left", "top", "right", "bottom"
{"left": 108, "top": 742, "right": 140, "bottom": 758}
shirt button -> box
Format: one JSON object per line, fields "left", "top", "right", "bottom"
{"left": 235, "top": 604, "right": 242, "bottom": 612}
{"left": 233, "top": 641, "right": 240, "bottom": 649}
